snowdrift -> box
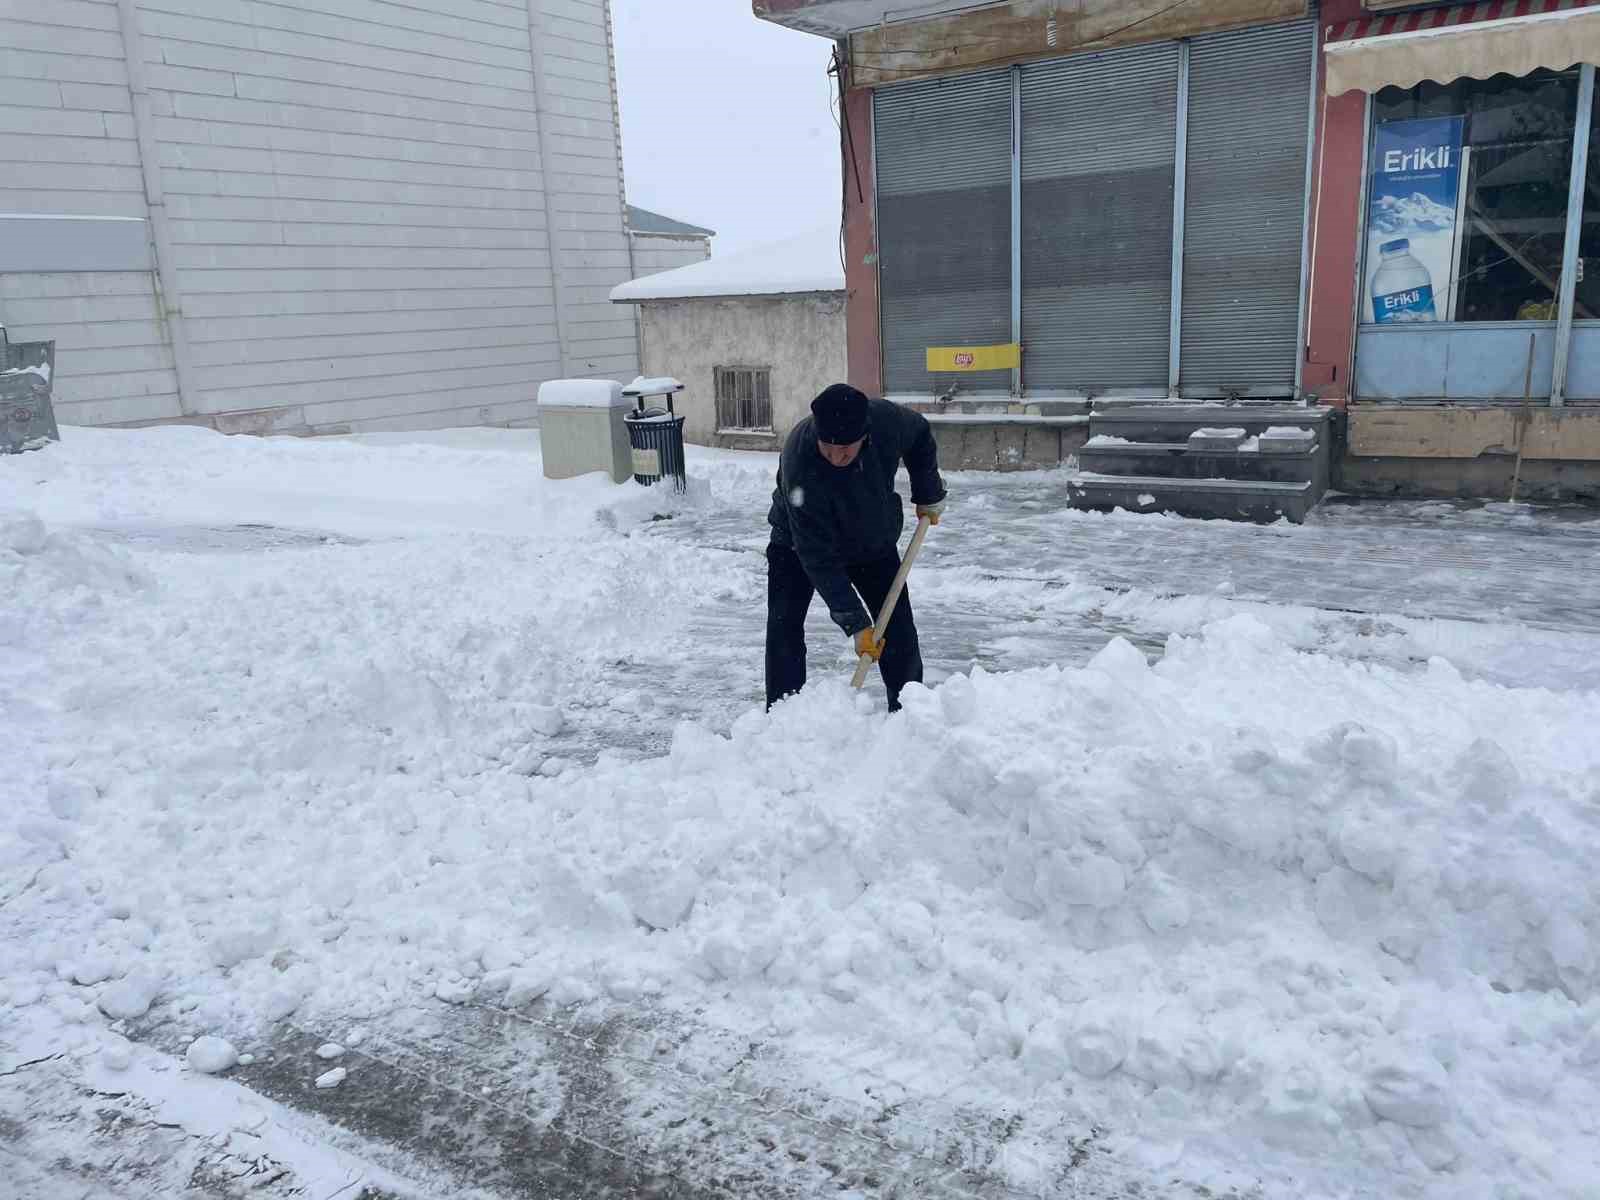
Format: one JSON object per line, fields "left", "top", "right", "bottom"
{"left": 8, "top": 602, "right": 1599, "bottom": 1195}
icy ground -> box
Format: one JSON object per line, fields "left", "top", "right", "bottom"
{"left": 4, "top": 426, "right": 1600, "bottom": 1199}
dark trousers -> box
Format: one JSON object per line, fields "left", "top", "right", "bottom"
{"left": 765, "top": 541, "right": 923, "bottom": 712}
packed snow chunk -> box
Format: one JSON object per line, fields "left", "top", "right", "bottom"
{"left": 70, "top": 955, "right": 119, "bottom": 986}
{"left": 208, "top": 921, "right": 278, "bottom": 969}
{"left": 1067, "top": 1007, "right": 1129, "bottom": 1079}
{"left": 616, "top": 860, "right": 700, "bottom": 931}
{"left": 503, "top": 967, "right": 555, "bottom": 1008}
{"left": 938, "top": 671, "right": 979, "bottom": 726}
{"left": 1450, "top": 736, "right": 1520, "bottom": 814}
{"left": 432, "top": 974, "right": 476, "bottom": 1004}
{"left": 349, "top": 664, "right": 452, "bottom": 736}
{"left": 1364, "top": 1054, "right": 1452, "bottom": 1128}
{"left": 186, "top": 1036, "right": 239, "bottom": 1075}
{"left": 100, "top": 1036, "right": 134, "bottom": 1073}
{"left": 315, "top": 1042, "right": 345, "bottom": 1060}
{"left": 48, "top": 778, "right": 95, "bottom": 822}
{"left": 1, "top": 513, "right": 48, "bottom": 555}
{"left": 315, "top": 1066, "right": 348, "bottom": 1090}
{"left": 1087, "top": 635, "right": 1148, "bottom": 680}
{"left": 528, "top": 704, "right": 566, "bottom": 737}
{"left": 697, "top": 928, "right": 780, "bottom": 981}
{"left": 1306, "top": 720, "right": 1399, "bottom": 783}
{"left": 262, "top": 984, "right": 302, "bottom": 1023}
{"left": 97, "top": 971, "right": 161, "bottom": 1021}
{"left": 1314, "top": 866, "right": 1386, "bottom": 939}
{"left": 1136, "top": 875, "right": 1192, "bottom": 933}
{"left": 1039, "top": 849, "right": 1126, "bottom": 910}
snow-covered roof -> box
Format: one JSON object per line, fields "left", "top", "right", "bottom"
{"left": 610, "top": 227, "right": 844, "bottom": 302}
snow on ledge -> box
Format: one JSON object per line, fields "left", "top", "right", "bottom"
{"left": 610, "top": 227, "right": 844, "bottom": 302}
{"left": 624, "top": 376, "right": 684, "bottom": 396}
{"left": 536, "top": 379, "right": 626, "bottom": 409}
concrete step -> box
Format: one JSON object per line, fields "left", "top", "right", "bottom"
{"left": 1089, "top": 404, "right": 1333, "bottom": 443}
{"left": 1067, "top": 473, "right": 1319, "bottom": 524}
{"left": 1078, "top": 441, "right": 1320, "bottom": 484}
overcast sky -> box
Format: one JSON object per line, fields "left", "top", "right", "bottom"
{"left": 611, "top": 1, "right": 841, "bottom": 257}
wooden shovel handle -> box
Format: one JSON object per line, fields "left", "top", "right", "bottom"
{"left": 851, "top": 515, "right": 933, "bottom": 690}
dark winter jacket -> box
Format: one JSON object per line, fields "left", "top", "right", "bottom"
{"left": 768, "top": 397, "right": 946, "bottom": 636}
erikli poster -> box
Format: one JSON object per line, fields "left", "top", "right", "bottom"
{"left": 1364, "top": 116, "right": 1467, "bottom": 324}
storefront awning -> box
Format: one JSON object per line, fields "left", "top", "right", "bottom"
{"left": 1325, "top": 1, "right": 1600, "bottom": 95}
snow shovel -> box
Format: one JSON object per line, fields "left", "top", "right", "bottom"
{"left": 850, "top": 514, "right": 933, "bottom": 689}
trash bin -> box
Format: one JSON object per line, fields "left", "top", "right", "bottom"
{"left": 622, "top": 377, "right": 687, "bottom": 493}
{"left": 0, "top": 329, "right": 59, "bottom": 456}
{"left": 535, "top": 378, "right": 632, "bottom": 483}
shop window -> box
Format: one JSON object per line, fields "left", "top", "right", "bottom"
{"left": 1575, "top": 80, "right": 1600, "bottom": 321}
{"left": 714, "top": 366, "right": 772, "bottom": 432}
{"left": 1368, "top": 70, "right": 1579, "bottom": 324}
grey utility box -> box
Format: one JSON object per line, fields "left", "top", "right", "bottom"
{"left": 536, "top": 378, "right": 632, "bottom": 483}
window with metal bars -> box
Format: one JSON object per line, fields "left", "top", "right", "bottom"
{"left": 713, "top": 366, "right": 773, "bottom": 431}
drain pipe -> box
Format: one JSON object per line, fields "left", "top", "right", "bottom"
{"left": 525, "top": 0, "right": 573, "bottom": 380}
{"left": 117, "top": 0, "right": 200, "bottom": 418}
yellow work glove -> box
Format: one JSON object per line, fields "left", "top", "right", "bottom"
{"left": 916, "top": 499, "right": 945, "bottom": 526}
{"left": 854, "top": 628, "right": 884, "bottom": 662}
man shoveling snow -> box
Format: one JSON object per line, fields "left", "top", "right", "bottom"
{"left": 765, "top": 383, "right": 946, "bottom": 712}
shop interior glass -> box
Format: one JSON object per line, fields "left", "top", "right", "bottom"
{"left": 1371, "top": 69, "right": 1579, "bottom": 323}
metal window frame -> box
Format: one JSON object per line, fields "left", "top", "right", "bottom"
{"left": 1168, "top": 39, "right": 1190, "bottom": 396}
{"left": 1553, "top": 62, "right": 1596, "bottom": 407}
{"left": 713, "top": 365, "right": 775, "bottom": 432}
{"left": 1010, "top": 64, "right": 1023, "bottom": 397}
{"left": 870, "top": 83, "right": 885, "bottom": 399}
{"left": 1350, "top": 92, "right": 1375, "bottom": 404}
{"left": 1293, "top": 31, "right": 1322, "bottom": 398}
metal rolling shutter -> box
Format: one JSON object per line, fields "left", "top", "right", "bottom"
{"left": 1179, "top": 21, "right": 1316, "bottom": 394}
{"left": 874, "top": 71, "right": 1013, "bottom": 396}
{"left": 1021, "top": 43, "right": 1179, "bottom": 393}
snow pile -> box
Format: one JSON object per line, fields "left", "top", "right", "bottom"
{"left": 0, "top": 424, "right": 660, "bottom": 539}
{"left": 0, "top": 513, "right": 152, "bottom": 641}
{"left": 7, "top": 607, "right": 1598, "bottom": 1194}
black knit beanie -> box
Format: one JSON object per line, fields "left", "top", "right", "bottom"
{"left": 811, "top": 383, "right": 870, "bottom": 444}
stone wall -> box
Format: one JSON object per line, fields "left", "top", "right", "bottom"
{"left": 634, "top": 292, "right": 847, "bottom": 449}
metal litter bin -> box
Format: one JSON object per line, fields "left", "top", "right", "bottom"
{"left": 0, "top": 329, "right": 59, "bottom": 455}
{"left": 622, "top": 377, "right": 687, "bottom": 493}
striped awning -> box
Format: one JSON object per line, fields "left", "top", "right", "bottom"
{"left": 1325, "top": 0, "right": 1600, "bottom": 94}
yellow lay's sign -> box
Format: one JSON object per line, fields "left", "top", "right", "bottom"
{"left": 925, "top": 343, "right": 1021, "bottom": 373}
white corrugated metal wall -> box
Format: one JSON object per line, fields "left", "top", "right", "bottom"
{"left": 0, "top": 0, "right": 639, "bottom": 433}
